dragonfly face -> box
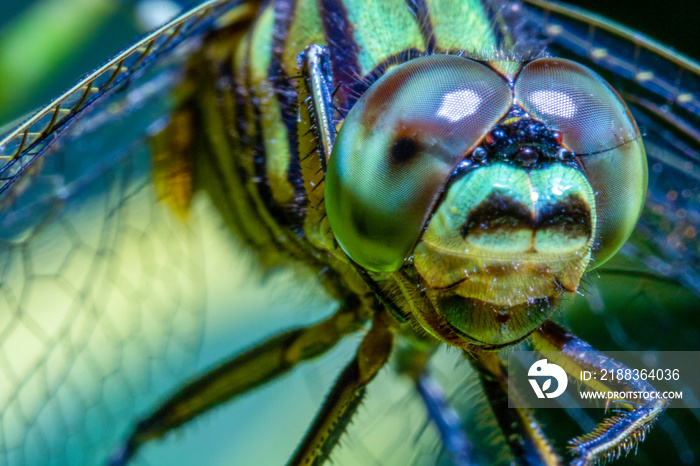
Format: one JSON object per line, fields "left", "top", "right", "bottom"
{"left": 0, "top": 1, "right": 699, "bottom": 465}
{"left": 326, "top": 54, "right": 646, "bottom": 347}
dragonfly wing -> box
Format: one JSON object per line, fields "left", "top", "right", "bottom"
{"left": 0, "top": 68, "right": 206, "bottom": 465}
{"left": 0, "top": 2, "right": 267, "bottom": 464}
{"left": 0, "top": 0, "right": 257, "bottom": 200}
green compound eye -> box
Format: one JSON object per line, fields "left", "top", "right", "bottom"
{"left": 326, "top": 55, "right": 511, "bottom": 271}
{"left": 515, "top": 58, "right": 648, "bottom": 267}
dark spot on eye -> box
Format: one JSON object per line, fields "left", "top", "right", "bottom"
{"left": 351, "top": 207, "right": 370, "bottom": 237}
{"left": 389, "top": 137, "right": 420, "bottom": 165}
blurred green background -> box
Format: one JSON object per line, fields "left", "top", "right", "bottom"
{"left": 0, "top": 0, "right": 139, "bottom": 122}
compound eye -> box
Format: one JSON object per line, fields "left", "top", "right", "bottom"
{"left": 326, "top": 55, "right": 512, "bottom": 271}
{"left": 515, "top": 58, "right": 647, "bottom": 267}
{"left": 515, "top": 58, "right": 638, "bottom": 154}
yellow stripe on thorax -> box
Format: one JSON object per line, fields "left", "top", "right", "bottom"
{"left": 249, "top": 5, "right": 295, "bottom": 206}
{"left": 282, "top": 0, "right": 325, "bottom": 76}
{"left": 426, "top": 0, "right": 497, "bottom": 52}
{"left": 343, "top": 0, "right": 425, "bottom": 74}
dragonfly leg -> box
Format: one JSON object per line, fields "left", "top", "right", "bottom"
{"left": 415, "top": 372, "right": 476, "bottom": 466}
{"left": 531, "top": 321, "right": 668, "bottom": 466}
{"left": 109, "top": 300, "right": 367, "bottom": 465}
{"left": 299, "top": 44, "right": 336, "bottom": 163}
{"left": 468, "top": 350, "right": 562, "bottom": 466}
{"left": 394, "top": 344, "right": 476, "bottom": 466}
{"left": 287, "top": 311, "right": 394, "bottom": 466}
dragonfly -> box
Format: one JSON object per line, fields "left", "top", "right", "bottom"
{"left": 0, "top": 1, "right": 699, "bottom": 465}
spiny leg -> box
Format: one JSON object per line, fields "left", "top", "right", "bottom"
{"left": 416, "top": 373, "right": 477, "bottom": 466}
{"left": 287, "top": 311, "right": 394, "bottom": 466}
{"left": 109, "top": 301, "right": 366, "bottom": 465}
{"left": 395, "top": 344, "right": 476, "bottom": 466}
{"left": 468, "top": 350, "right": 562, "bottom": 466}
{"left": 532, "top": 321, "right": 668, "bottom": 466}
{"left": 299, "top": 44, "right": 336, "bottom": 163}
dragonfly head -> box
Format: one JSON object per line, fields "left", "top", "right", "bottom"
{"left": 326, "top": 55, "right": 647, "bottom": 347}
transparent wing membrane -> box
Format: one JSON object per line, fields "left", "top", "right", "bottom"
{"left": 0, "top": 78, "right": 206, "bottom": 463}
{"left": 0, "top": 1, "right": 256, "bottom": 464}
{"left": 0, "top": 0, "right": 253, "bottom": 199}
